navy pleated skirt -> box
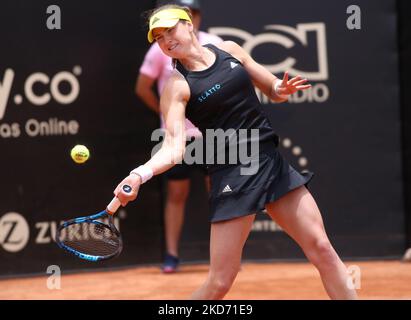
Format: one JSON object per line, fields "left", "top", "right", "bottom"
{"left": 208, "top": 140, "right": 314, "bottom": 222}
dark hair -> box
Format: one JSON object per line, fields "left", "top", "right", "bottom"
{"left": 156, "top": 0, "right": 201, "bottom": 11}
{"left": 143, "top": 4, "right": 193, "bottom": 27}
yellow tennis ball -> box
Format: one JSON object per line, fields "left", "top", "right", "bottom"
{"left": 71, "top": 145, "right": 90, "bottom": 164}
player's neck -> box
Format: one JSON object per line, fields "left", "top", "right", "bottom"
{"left": 179, "top": 41, "right": 215, "bottom": 72}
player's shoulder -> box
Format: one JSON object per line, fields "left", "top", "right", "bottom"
{"left": 198, "top": 31, "right": 223, "bottom": 45}
{"left": 216, "top": 40, "right": 241, "bottom": 51}
{"left": 162, "top": 69, "right": 190, "bottom": 99}
{"left": 214, "top": 41, "right": 245, "bottom": 59}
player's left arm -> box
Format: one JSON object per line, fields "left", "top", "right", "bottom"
{"left": 217, "top": 40, "right": 311, "bottom": 102}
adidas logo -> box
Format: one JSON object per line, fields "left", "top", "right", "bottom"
{"left": 222, "top": 185, "right": 232, "bottom": 193}
{"left": 230, "top": 62, "right": 238, "bottom": 69}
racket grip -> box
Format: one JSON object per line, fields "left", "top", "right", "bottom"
{"left": 106, "top": 197, "right": 121, "bottom": 215}
{"left": 106, "top": 184, "right": 132, "bottom": 214}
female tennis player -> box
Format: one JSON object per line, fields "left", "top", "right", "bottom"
{"left": 114, "top": 5, "right": 358, "bottom": 299}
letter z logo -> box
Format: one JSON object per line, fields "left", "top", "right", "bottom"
{"left": 0, "top": 212, "right": 30, "bottom": 252}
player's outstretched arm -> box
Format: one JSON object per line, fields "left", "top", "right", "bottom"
{"left": 144, "top": 72, "right": 189, "bottom": 175}
{"left": 114, "top": 71, "right": 189, "bottom": 206}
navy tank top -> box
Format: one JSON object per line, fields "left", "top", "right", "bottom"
{"left": 176, "top": 44, "right": 279, "bottom": 169}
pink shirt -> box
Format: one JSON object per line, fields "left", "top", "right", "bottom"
{"left": 139, "top": 31, "right": 223, "bottom": 137}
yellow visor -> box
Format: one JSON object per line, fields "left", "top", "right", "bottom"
{"left": 147, "top": 8, "right": 192, "bottom": 43}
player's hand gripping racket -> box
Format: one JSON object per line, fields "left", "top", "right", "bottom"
{"left": 55, "top": 185, "right": 132, "bottom": 262}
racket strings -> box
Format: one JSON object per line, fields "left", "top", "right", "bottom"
{"left": 58, "top": 222, "right": 120, "bottom": 257}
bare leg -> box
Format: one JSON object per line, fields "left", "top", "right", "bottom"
{"left": 191, "top": 214, "right": 255, "bottom": 300}
{"left": 265, "top": 186, "right": 358, "bottom": 300}
{"left": 164, "top": 179, "right": 190, "bottom": 257}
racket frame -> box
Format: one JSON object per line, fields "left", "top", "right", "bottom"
{"left": 55, "top": 185, "right": 130, "bottom": 261}
{"left": 55, "top": 209, "right": 123, "bottom": 262}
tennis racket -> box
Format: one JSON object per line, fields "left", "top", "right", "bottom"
{"left": 55, "top": 184, "right": 132, "bottom": 262}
